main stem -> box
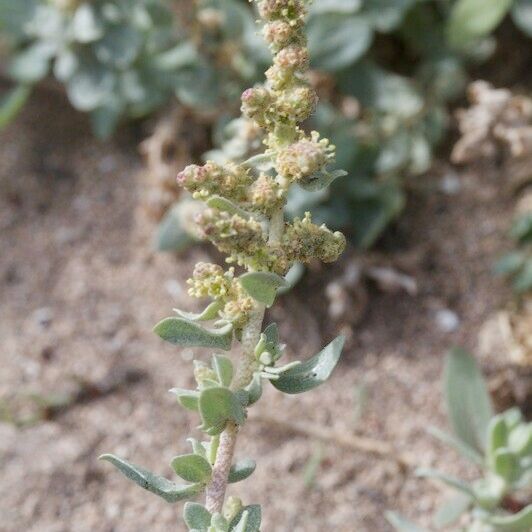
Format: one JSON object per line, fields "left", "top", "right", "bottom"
{"left": 204, "top": 207, "right": 285, "bottom": 514}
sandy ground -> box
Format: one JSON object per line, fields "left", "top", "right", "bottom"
{"left": 0, "top": 90, "right": 516, "bottom": 532}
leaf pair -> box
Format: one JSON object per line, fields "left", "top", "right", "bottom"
{"left": 183, "top": 502, "right": 261, "bottom": 532}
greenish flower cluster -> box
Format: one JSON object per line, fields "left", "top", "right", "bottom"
{"left": 101, "top": 2, "right": 346, "bottom": 530}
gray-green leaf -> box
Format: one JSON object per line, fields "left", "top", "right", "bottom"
{"left": 483, "top": 505, "right": 532, "bottom": 531}
{"left": 169, "top": 388, "right": 200, "bottom": 411}
{"left": 229, "top": 505, "right": 261, "bottom": 532}
{"left": 239, "top": 272, "right": 288, "bottom": 307}
{"left": 212, "top": 354, "right": 234, "bottom": 387}
{"left": 99, "top": 454, "right": 202, "bottom": 503}
{"left": 184, "top": 502, "right": 212, "bottom": 531}
{"left": 271, "top": 336, "right": 344, "bottom": 394}
{"left": 385, "top": 512, "right": 428, "bottom": 532}
{"left": 153, "top": 317, "right": 233, "bottom": 350}
{"left": 228, "top": 459, "right": 256, "bottom": 483}
{"left": 171, "top": 454, "right": 212, "bottom": 484}
{"left": 174, "top": 301, "right": 223, "bottom": 322}
{"left": 199, "top": 387, "right": 246, "bottom": 436}
{"left": 443, "top": 348, "right": 493, "bottom": 453}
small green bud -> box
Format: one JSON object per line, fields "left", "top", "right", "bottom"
{"left": 223, "top": 496, "right": 243, "bottom": 522}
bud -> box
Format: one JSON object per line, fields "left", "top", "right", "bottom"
{"left": 274, "top": 45, "right": 309, "bottom": 73}
{"left": 283, "top": 212, "right": 346, "bottom": 264}
{"left": 193, "top": 361, "right": 218, "bottom": 387}
{"left": 187, "top": 262, "right": 233, "bottom": 299}
{"left": 275, "top": 85, "right": 318, "bottom": 122}
{"left": 277, "top": 132, "right": 334, "bottom": 181}
{"left": 248, "top": 174, "right": 284, "bottom": 213}
{"left": 263, "top": 20, "right": 300, "bottom": 51}
{"left": 241, "top": 87, "right": 274, "bottom": 128}
{"left": 223, "top": 496, "right": 243, "bottom": 522}
{"left": 256, "top": 0, "right": 305, "bottom": 22}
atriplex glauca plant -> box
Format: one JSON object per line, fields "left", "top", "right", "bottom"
{"left": 387, "top": 349, "right": 532, "bottom": 532}
{"left": 100, "top": 1, "right": 346, "bottom": 530}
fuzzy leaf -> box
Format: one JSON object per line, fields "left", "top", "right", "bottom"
{"left": 171, "top": 454, "right": 212, "bottom": 483}
{"left": 493, "top": 449, "right": 519, "bottom": 482}
{"left": 212, "top": 354, "right": 234, "bottom": 387}
{"left": 174, "top": 301, "right": 223, "bottom": 322}
{"left": 99, "top": 454, "right": 202, "bottom": 503}
{"left": 156, "top": 205, "right": 195, "bottom": 252}
{"left": 385, "top": 512, "right": 428, "bottom": 532}
{"left": 71, "top": 4, "right": 103, "bottom": 43}
{"left": 271, "top": 336, "right": 344, "bottom": 394}
{"left": 239, "top": 272, "right": 288, "bottom": 307}
{"left": 199, "top": 387, "right": 246, "bottom": 436}
{"left": 508, "top": 423, "right": 532, "bottom": 456}
{"left": 443, "top": 348, "right": 493, "bottom": 453}
{"left": 169, "top": 388, "right": 200, "bottom": 411}
{"left": 308, "top": 14, "right": 373, "bottom": 71}
{"left": 207, "top": 196, "right": 253, "bottom": 220}
{"left": 447, "top": 0, "right": 513, "bottom": 49}
{"left": 229, "top": 505, "right": 261, "bottom": 532}
{"left": 228, "top": 459, "right": 256, "bottom": 483}
{"left": 244, "top": 374, "right": 262, "bottom": 405}
{"left": 183, "top": 502, "right": 212, "bottom": 530}
{"left": 433, "top": 493, "right": 472, "bottom": 529}
{"left": 154, "top": 318, "right": 233, "bottom": 350}
{"left": 483, "top": 505, "right": 532, "bottom": 531}
{"left": 428, "top": 427, "right": 483, "bottom": 466}
{"left": 415, "top": 468, "right": 476, "bottom": 499}
{"left": 299, "top": 169, "right": 347, "bottom": 192}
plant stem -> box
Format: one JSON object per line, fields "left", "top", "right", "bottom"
{"left": 205, "top": 207, "right": 286, "bottom": 514}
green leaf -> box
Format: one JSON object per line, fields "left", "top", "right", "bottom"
{"left": 228, "top": 459, "right": 256, "bottom": 483}
{"left": 153, "top": 318, "right": 233, "bottom": 350}
{"left": 513, "top": 0, "right": 532, "bottom": 37}
{"left": 447, "top": 0, "right": 514, "bottom": 49}
{"left": 494, "top": 252, "right": 525, "bottom": 276}
{"left": 362, "top": 0, "right": 417, "bottom": 32}
{"left": 244, "top": 374, "right": 262, "bottom": 405}
{"left": 428, "top": 427, "right": 484, "bottom": 466}
{"left": 508, "top": 423, "right": 532, "bottom": 456}
{"left": 169, "top": 388, "right": 199, "bottom": 411}
{"left": 385, "top": 512, "right": 428, "bottom": 532}
{"left": 156, "top": 205, "right": 195, "bottom": 252}
{"left": 483, "top": 505, "right": 532, "bottom": 531}
{"left": 309, "top": 0, "right": 362, "bottom": 14}
{"left": 239, "top": 272, "right": 288, "bottom": 307}
{"left": 95, "top": 24, "right": 142, "bottom": 68}
{"left": 271, "top": 336, "right": 344, "bottom": 394}
{"left": 493, "top": 448, "right": 519, "bottom": 482}
{"left": 299, "top": 169, "right": 347, "bottom": 192}
{"left": 206, "top": 196, "right": 253, "bottom": 220}
{"left": 212, "top": 354, "right": 234, "bottom": 387}
{"left": 99, "top": 454, "right": 202, "bottom": 503}
{"left": 175, "top": 301, "right": 223, "bottom": 322}
{"left": 9, "top": 43, "right": 52, "bottom": 83}
{"left": 433, "top": 493, "right": 472, "bottom": 529}
{"left": 229, "top": 505, "right": 261, "bottom": 532}
{"left": 184, "top": 502, "right": 212, "bottom": 531}
{"left": 66, "top": 65, "right": 115, "bottom": 112}
{"left": 171, "top": 454, "right": 212, "bottom": 483}
{"left": 0, "top": 84, "right": 32, "bottom": 130}
{"left": 307, "top": 14, "right": 373, "bottom": 72}
{"left": 443, "top": 348, "right": 493, "bottom": 453}
{"left": 71, "top": 4, "right": 103, "bottom": 43}
{"left": 199, "top": 387, "right": 246, "bottom": 436}
{"left": 488, "top": 415, "right": 509, "bottom": 460}
{"left": 415, "top": 468, "right": 476, "bottom": 499}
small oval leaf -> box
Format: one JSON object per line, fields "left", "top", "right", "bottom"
{"left": 271, "top": 336, "right": 344, "bottom": 394}
{"left": 171, "top": 454, "right": 212, "bottom": 483}
{"left": 212, "top": 354, "right": 234, "bottom": 387}
{"left": 229, "top": 505, "right": 261, "bottom": 532}
{"left": 99, "top": 454, "right": 202, "bottom": 503}
{"left": 169, "top": 388, "right": 200, "bottom": 411}
{"left": 239, "top": 272, "right": 288, "bottom": 307}
{"left": 199, "top": 387, "right": 246, "bottom": 436}
{"left": 154, "top": 317, "right": 233, "bottom": 350}
{"left": 228, "top": 459, "right": 256, "bottom": 484}
{"left": 184, "top": 502, "right": 212, "bottom": 530}
{"left": 174, "top": 301, "right": 223, "bottom": 322}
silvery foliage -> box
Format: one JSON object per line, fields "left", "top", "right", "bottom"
{"left": 387, "top": 348, "right": 532, "bottom": 532}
